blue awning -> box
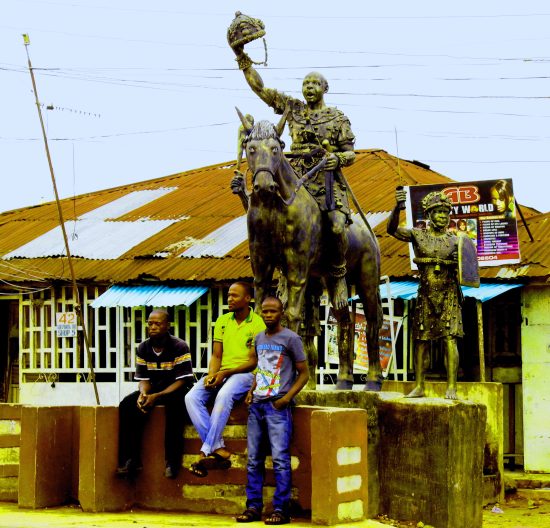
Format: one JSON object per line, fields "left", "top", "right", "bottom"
{"left": 90, "top": 285, "right": 208, "bottom": 308}
{"left": 373, "top": 281, "right": 523, "bottom": 303}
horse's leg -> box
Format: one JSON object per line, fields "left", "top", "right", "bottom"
{"left": 357, "top": 279, "right": 384, "bottom": 392}
{"left": 326, "top": 276, "right": 354, "bottom": 390}
{"left": 250, "top": 246, "right": 275, "bottom": 314}
{"left": 303, "top": 279, "right": 322, "bottom": 390}
{"left": 303, "top": 335, "right": 317, "bottom": 390}
{"left": 284, "top": 275, "right": 307, "bottom": 334}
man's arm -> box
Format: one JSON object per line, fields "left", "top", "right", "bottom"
{"left": 232, "top": 44, "right": 271, "bottom": 105}
{"left": 273, "top": 360, "right": 309, "bottom": 410}
{"left": 245, "top": 376, "right": 257, "bottom": 405}
{"left": 232, "top": 45, "right": 290, "bottom": 113}
{"left": 138, "top": 379, "right": 187, "bottom": 411}
{"left": 206, "top": 341, "right": 258, "bottom": 389}
{"left": 202, "top": 341, "right": 223, "bottom": 387}
{"left": 387, "top": 188, "right": 412, "bottom": 242}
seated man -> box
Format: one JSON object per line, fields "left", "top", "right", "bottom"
{"left": 185, "top": 282, "right": 266, "bottom": 477}
{"left": 116, "top": 309, "right": 193, "bottom": 479}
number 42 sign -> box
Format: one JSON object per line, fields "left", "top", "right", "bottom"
{"left": 56, "top": 312, "right": 78, "bottom": 337}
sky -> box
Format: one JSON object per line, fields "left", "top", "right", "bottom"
{"left": 2, "top": 1, "right": 549, "bottom": 215}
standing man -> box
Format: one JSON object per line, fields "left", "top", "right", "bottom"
{"left": 186, "top": 282, "right": 266, "bottom": 477}
{"left": 387, "top": 189, "right": 471, "bottom": 400}
{"left": 116, "top": 309, "right": 193, "bottom": 479}
{"left": 237, "top": 296, "right": 309, "bottom": 525}
{"left": 231, "top": 43, "right": 356, "bottom": 310}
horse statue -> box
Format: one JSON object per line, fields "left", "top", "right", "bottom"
{"left": 232, "top": 110, "right": 383, "bottom": 390}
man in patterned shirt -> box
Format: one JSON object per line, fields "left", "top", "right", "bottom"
{"left": 116, "top": 309, "right": 193, "bottom": 479}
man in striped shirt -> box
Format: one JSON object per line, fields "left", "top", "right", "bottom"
{"left": 116, "top": 309, "right": 193, "bottom": 479}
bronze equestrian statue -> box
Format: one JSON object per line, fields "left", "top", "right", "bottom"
{"left": 229, "top": 14, "right": 355, "bottom": 312}
{"left": 232, "top": 113, "right": 383, "bottom": 390}
{"left": 227, "top": 12, "right": 383, "bottom": 390}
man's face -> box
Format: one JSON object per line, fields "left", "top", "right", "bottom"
{"left": 302, "top": 74, "right": 325, "bottom": 104}
{"left": 147, "top": 312, "right": 169, "bottom": 338}
{"left": 227, "top": 284, "right": 250, "bottom": 312}
{"left": 429, "top": 206, "right": 451, "bottom": 230}
{"left": 261, "top": 299, "right": 283, "bottom": 329}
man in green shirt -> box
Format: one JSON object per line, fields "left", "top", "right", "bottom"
{"left": 185, "top": 282, "right": 266, "bottom": 477}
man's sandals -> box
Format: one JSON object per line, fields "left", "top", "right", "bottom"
{"left": 236, "top": 509, "right": 290, "bottom": 525}
{"left": 188, "top": 453, "right": 231, "bottom": 478}
{"left": 265, "top": 511, "right": 290, "bottom": 525}
{"left": 236, "top": 508, "right": 261, "bottom": 523}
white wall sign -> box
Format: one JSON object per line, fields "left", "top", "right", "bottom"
{"left": 56, "top": 312, "right": 77, "bottom": 337}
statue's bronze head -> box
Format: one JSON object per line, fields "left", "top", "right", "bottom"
{"left": 421, "top": 191, "right": 452, "bottom": 214}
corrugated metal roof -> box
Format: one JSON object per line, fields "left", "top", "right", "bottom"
{"left": 179, "top": 215, "right": 248, "bottom": 258}
{"left": 0, "top": 149, "right": 546, "bottom": 286}
{"left": 356, "top": 280, "right": 523, "bottom": 302}
{"left": 4, "top": 219, "right": 179, "bottom": 260}
{"left": 90, "top": 284, "right": 208, "bottom": 308}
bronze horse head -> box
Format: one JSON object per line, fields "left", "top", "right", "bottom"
{"left": 236, "top": 107, "right": 290, "bottom": 196}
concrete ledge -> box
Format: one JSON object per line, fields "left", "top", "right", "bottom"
{"left": 297, "top": 389, "right": 380, "bottom": 518}
{"left": 383, "top": 381, "right": 504, "bottom": 504}
{"left": 378, "top": 397, "right": 486, "bottom": 528}
{"left": 0, "top": 404, "right": 21, "bottom": 503}
{"left": 18, "top": 406, "right": 78, "bottom": 508}
{"left": 311, "top": 407, "right": 369, "bottom": 525}
{"left": 79, "top": 406, "right": 134, "bottom": 512}
{"left": 0, "top": 404, "right": 21, "bottom": 421}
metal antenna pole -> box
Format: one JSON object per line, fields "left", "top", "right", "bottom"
{"left": 22, "top": 34, "right": 100, "bottom": 404}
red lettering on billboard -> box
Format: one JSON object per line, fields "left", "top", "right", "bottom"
{"left": 443, "top": 185, "right": 480, "bottom": 204}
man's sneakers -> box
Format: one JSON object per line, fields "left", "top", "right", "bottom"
{"left": 116, "top": 459, "right": 180, "bottom": 479}
{"left": 164, "top": 464, "right": 180, "bottom": 479}
{"left": 115, "top": 459, "right": 143, "bottom": 479}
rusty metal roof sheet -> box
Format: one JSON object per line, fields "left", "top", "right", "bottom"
{"left": 0, "top": 149, "right": 546, "bottom": 286}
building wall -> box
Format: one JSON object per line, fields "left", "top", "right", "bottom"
{"left": 15, "top": 284, "right": 407, "bottom": 405}
{"left": 521, "top": 285, "right": 550, "bottom": 472}
{"left": 16, "top": 285, "right": 220, "bottom": 406}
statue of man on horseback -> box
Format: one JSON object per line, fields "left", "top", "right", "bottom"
{"left": 230, "top": 34, "right": 356, "bottom": 311}
{"left": 227, "top": 12, "right": 384, "bottom": 391}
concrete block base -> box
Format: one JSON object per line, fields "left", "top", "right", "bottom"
{"left": 18, "top": 406, "right": 77, "bottom": 508}
{"left": 311, "top": 407, "right": 369, "bottom": 525}
{"left": 378, "top": 397, "right": 486, "bottom": 528}
{"left": 383, "top": 381, "right": 504, "bottom": 505}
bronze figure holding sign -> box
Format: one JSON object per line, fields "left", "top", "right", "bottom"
{"left": 387, "top": 188, "right": 479, "bottom": 399}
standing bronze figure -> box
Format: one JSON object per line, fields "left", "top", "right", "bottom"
{"left": 387, "top": 188, "right": 479, "bottom": 399}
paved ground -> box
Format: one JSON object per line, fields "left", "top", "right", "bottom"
{"left": 0, "top": 495, "right": 548, "bottom": 528}
{"left": 0, "top": 503, "right": 386, "bottom": 528}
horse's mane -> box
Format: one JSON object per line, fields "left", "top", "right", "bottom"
{"left": 246, "top": 119, "right": 295, "bottom": 179}
{"left": 247, "top": 120, "right": 281, "bottom": 142}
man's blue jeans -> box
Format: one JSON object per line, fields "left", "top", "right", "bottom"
{"left": 185, "top": 372, "right": 254, "bottom": 456}
{"left": 245, "top": 400, "right": 293, "bottom": 514}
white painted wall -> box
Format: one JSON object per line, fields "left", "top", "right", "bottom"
{"left": 19, "top": 382, "right": 130, "bottom": 406}
{"left": 521, "top": 286, "right": 550, "bottom": 472}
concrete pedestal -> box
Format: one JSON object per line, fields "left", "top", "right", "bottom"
{"left": 383, "top": 381, "right": 503, "bottom": 504}
{"left": 78, "top": 406, "right": 134, "bottom": 512}
{"left": 311, "top": 407, "right": 369, "bottom": 525}
{"left": 378, "top": 398, "right": 486, "bottom": 528}
{"left": 18, "top": 406, "right": 78, "bottom": 508}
